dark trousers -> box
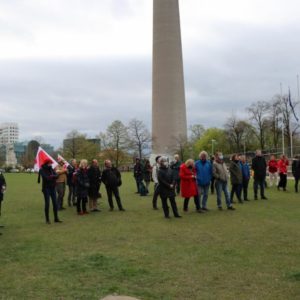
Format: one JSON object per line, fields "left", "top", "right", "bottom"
{"left": 175, "top": 179, "right": 180, "bottom": 194}
{"left": 278, "top": 173, "right": 287, "bottom": 189}
{"left": 254, "top": 178, "right": 265, "bottom": 198}
{"left": 68, "top": 185, "right": 76, "bottom": 206}
{"left": 160, "top": 196, "right": 179, "bottom": 217}
{"left": 231, "top": 183, "right": 242, "bottom": 202}
{"left": 43, "top": 188, "right": 59, "bottom": 222}
{"left": 153, "top": 183, "right": 160, "bottom": 209}
{"left": 295, "top": 177, "right": 299, "bottom": 192}
{"left": 106, "top": 186, "right": 123, "bottom": 210}
{"left": 56, "top": 182, "right": 66, "bottom": 209}
{"left": 77, "top": 196, "right": 87, "bottom": 213}
{"left": 183, "top": 196, "right": 200, "bottom": 211}
{"left": 211, "top": 177, "right": 215, "bottom": 194}
{"left": 135, "top": 178, "right": 140, "bottom": 193}
{"left": 242, "top": 179, "right": 249, "bottom": 200}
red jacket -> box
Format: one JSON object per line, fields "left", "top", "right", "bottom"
{"left": 179, "top": 164, "right": 198, "bottom": 198}
{"left": 277, "top": 159, "right": 289, "bottom": 174}
{"left": 268, "top": 159, "right": 278, "bottom": 173}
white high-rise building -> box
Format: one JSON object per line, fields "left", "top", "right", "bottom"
{"left": 0, "top": 122, "right": 19, "bottom": 145}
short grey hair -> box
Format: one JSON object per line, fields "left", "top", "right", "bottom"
{"left": 199, "top": 151, "right": 208, "bottom": 159}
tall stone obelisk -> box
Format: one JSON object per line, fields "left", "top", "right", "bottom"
{"left": 152, "top": 0, "right": 187, "bottom": 156}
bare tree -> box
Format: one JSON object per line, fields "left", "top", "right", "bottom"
{"left": 247, "top": 101, "right": 269, "bottom": 150}
{"left": 224, "top": 115, "right": 254, "bottom": 152}
{"left": 128, "top": 119, "right": 152, "bottom": 159}
{"left": 63, "top": 130, "right": 87, "bottom": 159}
{"left": 106, "top": 120, "right": 129, "bottom": 167}
{"left": 189, "top": 124, "right": 205, "bottom": 143}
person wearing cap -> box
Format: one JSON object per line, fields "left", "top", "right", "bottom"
{"left": 158, "top": 157, "right": 181, "bottom": 219}
{"left": 152, "top": 155, "right": 161, "bottom": 209}
{"left": 38, "top": 159, "right": 62, "bottom": 224}
{"left": 55, "top": 158, "right": 68, "bottom": 210}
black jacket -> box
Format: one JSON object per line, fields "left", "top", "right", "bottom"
{"left": 76, "top": 168, "right": 90, "bottom": 198}
{"left": 102, "top": 167, "right": 121, "bottom": 188}
{"left": 67, "top": 165, "right": 76, "bottom": 186}
{"left": 229, "top": 161, "right": 243, "bottom": 185}
{"left": 38, "top": 165, "right": 58, "bottom": 192}
{"left": 88, "top": 166, "right": 101, "bottom": 197}
{"left": 292, "top": 159, "right": 300, "bottom": 179}
{"left": 0, "top": 172, "right": 6, "bottom": 201}
{"left": 251, "top": 156, "right": 267, "bottom": 180}
{"left": 158, "top": 166, "right": 176, "bottom": 198}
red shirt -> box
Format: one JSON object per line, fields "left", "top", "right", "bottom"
{"left": 277, "top": 159, "right": 289, "bottom": 174}
{"left": 268, "top": 159, "right": 278, "bottom": 173}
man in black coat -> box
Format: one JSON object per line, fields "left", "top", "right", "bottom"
{"left": 158, "top": 157, "right": 181, "bottom": 219}
{"left": 38, "top": 159, "right": 62, "bottom": 224}
{"left": 133, "top": 158, "right": 143, "bottom": 194}
{"left": 251, "top": 150, "right": 267, "bottom": 200}
{"left": 0, "top": 171, "right": 6, "bottom": 235}
{"left": 101, "top": 160, "right": 125, "bottom": 211}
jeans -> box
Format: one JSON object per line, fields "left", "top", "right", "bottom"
{"left": 43, "top": 187, "right": 59, "bottom": 222}
{"left": 77, "top": 196, "right": 87, "bottom": 213}
{"left": 215, "top": 180, "right": 232, "bottom": 208}
{"left": 197, "top": 184, "right": 210, "bottom": 208}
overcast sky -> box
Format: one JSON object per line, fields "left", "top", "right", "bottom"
{"left": 0, "top": 0, "right": 299, "bottom": 147}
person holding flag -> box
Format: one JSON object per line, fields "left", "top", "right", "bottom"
{"left": 38, "top": 159, "right": 62, "bottom": 224}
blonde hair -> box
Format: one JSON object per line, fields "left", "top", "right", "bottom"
{"left": 185, "top": 159, "right": 194, "bottom": 167}
{"left": 79, "top": 159, "right": 88, "bottom": 168}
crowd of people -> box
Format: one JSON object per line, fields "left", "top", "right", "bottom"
{"left": 0, "top": 149, "right": 299, "bottom": 228}
{"left": 38, "top": 158, "right": 124, "bottom": 224}
{"left": 134, "top": 150, "right": 300, "bottom": 219}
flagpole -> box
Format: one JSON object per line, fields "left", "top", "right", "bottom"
{"left": 280, "top": 83, "right": 285, "bottom": 155}
{"left": 289, "top": 87, "right": 293, "bottom": 158}
{"left": 297, "top": 74, "right": 300, "bottom": 101}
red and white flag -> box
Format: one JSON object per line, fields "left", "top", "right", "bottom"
{"left": 34, "top": 146, "right": 58, "bottom": 171}
{"left": 57, "top": 154, "right": 70, "bottom": 169}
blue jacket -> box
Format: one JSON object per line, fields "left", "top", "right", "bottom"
{"left": 195, "top": 160, "right": 212, "bottom": 186}
{"left": 240, "top": 162, "right": 250, "bottom": 180}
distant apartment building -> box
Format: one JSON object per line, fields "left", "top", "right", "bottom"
{"left": 0, "top": 122, "right": 19, "bottom": 145}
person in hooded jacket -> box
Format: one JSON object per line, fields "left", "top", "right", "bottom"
{"left": 158, "top": 157, "right": 181, "bottom": 219}
{"left": 277, "top": 154, "right": 289, "bottom": 191}
{"left": 180, "top": 159, "right": 201, "bottom": 212}
{"left": 101, "top": 160, "right": 125, "bottom": 211}
{"left": 239, "top": 155, "right": 250, "bottom": 201}
{"left": 38, "top": 159, "right": 62, "bottom": 224}
{"left": 76, "top": 159, "right": 90, "bottom": 215}
{"left": 195, "top": 151, "right": 212, "bottom": 211}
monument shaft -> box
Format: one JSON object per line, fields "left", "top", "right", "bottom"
{"left": 152, "top": 0, "right": 187, "bottom": 155}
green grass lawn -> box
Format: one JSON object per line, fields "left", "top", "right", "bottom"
{"left": 0, "top": 173, "right": 299, "bottom": 300}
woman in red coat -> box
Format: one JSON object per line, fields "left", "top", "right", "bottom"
{"left": 277, "top": 154, "right": 289, "bottom": 191}
{"left": 179, "top": 159, "right": 201, "bottom": 212}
